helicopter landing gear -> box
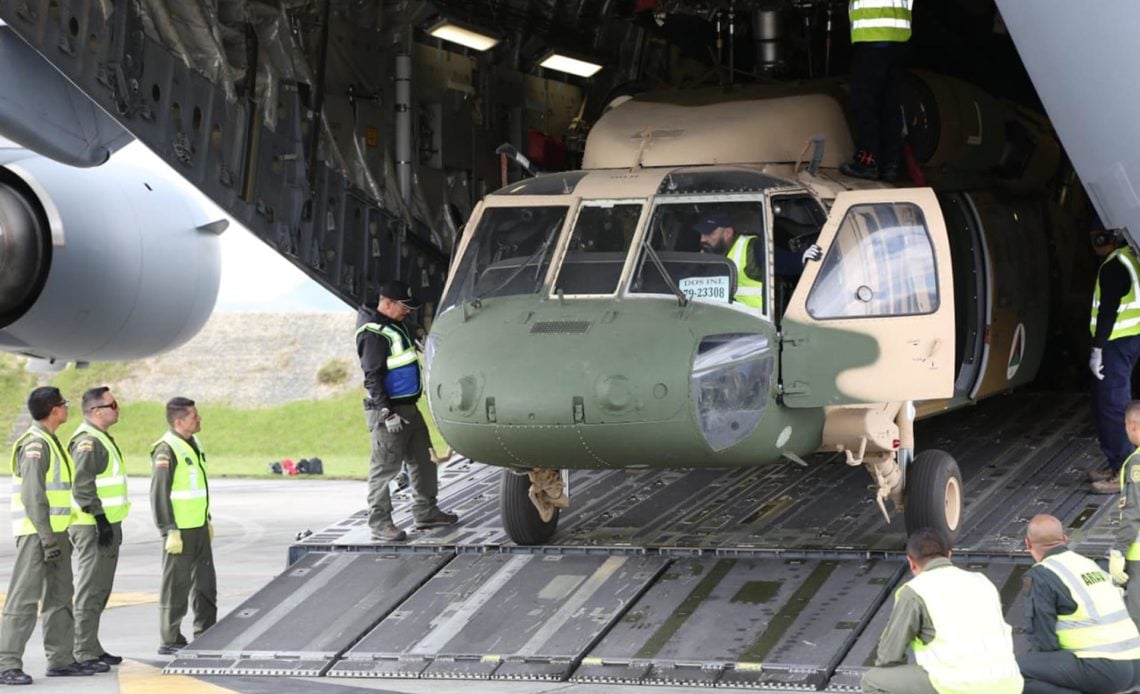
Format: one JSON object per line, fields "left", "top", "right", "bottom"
{"left": 500, "top": 468, "right": 567, "bottom": 545}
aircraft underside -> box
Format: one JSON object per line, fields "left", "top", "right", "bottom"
{"left": 165, "top": 391, "right": 1112, "bottom": 688}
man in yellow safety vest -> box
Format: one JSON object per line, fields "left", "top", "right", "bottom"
{"left": 841, "top": 0, "right": 913, "bottom": 182}
{"left": 150, "top": 396, "right": 216, "bottom": 656}
{"left": 68, "top": 386, "right": 129, "bottom": 671}
{"left": 862, "top": 528, "right": 1023, "bottom": 694}
{"left": 1019, "top": 513, "right": 1140, "bottom": 693}
{"left": 0, "top": 387, "right": 100, "bottom": 685}
{"left": 1088, "top": 228, "right": 1140, "bottom": 493}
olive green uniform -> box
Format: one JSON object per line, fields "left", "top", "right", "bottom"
{"left": 1116, "top": 448, "right": 1140, "bottom": 626}
{"left": 862, "top": 558, "right": 942, "bottom": 694}
{"left": 68, "top": 426, "right": 125, "bottom": 662}
{"left": 150, "top": 432, "right": 216, "bottom": 647}
{"left": 0, "top": 424, "right": 76, "bottom": 671}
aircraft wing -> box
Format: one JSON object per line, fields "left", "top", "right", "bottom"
{"left": 996, "top": 1, "right": 1140, "bottom": 237}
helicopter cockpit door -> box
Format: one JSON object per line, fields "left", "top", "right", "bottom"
{"left": 780, "top": 188, "right": 955, "bottom": 407}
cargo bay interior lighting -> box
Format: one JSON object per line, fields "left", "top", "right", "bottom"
{"left": 428, "top": 18, "right": 500, "bottom": 52}
{"left": 538, "top": 50, "right": 604, "bottom": 78}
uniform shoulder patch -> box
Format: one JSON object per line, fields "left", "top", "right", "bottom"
{"left": 76, "top": 440, "right": 95, "bottom": 453}
{"left": 22, "top": 441, "right": 44, "bottom": 459}
{"left": 1131, "top": 465, "right": 1140, "bottom": 484}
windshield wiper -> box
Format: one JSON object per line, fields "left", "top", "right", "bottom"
{"left": 473, "top": 232, "right": 555, "bottom": 306}
{"left": 641, "top": 236, "right": 688, "bottom": 307}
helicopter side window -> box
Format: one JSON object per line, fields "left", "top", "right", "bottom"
{"left": 806, "top": 202, "right": 938, "bottom": 319}
{"left": 439, "top": 205, "right": 568, "bottom": 311}
{"left": 554, "top": 202, "right": 643, "bottom": 295}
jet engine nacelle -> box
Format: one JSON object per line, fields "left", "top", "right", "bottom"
{"left": 0, "top": 147, "right": 223, "bottom": 363}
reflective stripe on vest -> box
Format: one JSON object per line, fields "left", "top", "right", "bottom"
{"left": 356, "top": 321, "right": 422, "bottom": 399}
{"left": 905, "top": 565, "right": 1023, "bottom": 694}
{"left": 152, "top": 432, "right": 209, "bottom": 529}
{"left": 1091, "top": 248, "right": 1140, "bottom": 340}
{"left": 9, "top": 427, "right": 74, "bottom": 536}
{"left": 728, "top": 235, "right": 765, "bottom": 311}
{"left": 1040, "top": 550, "right": 1140, "bottom": 659}
{"left": 849, "top": 0, "right": 913, "bottom": 43}
{"left": 69, "top": 422, "right": 130, "bottom": 525}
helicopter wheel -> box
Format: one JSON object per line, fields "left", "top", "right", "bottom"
{"left": 500, "top": 468, "right": 559, "bottom": 545}
{"left": 904, "top": 449, "right": 962, "bottom": 545}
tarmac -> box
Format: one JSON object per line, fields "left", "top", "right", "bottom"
{"left": 0, "top": 478, "right": 790, "bottom": 694}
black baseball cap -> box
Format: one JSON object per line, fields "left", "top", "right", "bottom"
{"left": 694, "top": 212, "right": 733, "bottom": 235}
{"left": 379, "top": 280, "right": 422, "bottom": 309}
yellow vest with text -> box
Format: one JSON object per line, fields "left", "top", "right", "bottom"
{"left": 904, "top": 565, "right": 1023, "bottom": 694}
{"left": 152, "top": 432, "right": 209, "bottom": 529}
{"left": 9, "top": 426, "right": 74, "bottom": 536}
{"left": 1091, "top": 247, "right": 1140, "bottom": 341}
{"left": 728, "top": 235, "right": 764, "bottom": 311}
{"left": 1118, "top": 451, "right": 1140, "bottom": 560}
{"left": 849, "top": 0, "right": 913, "bottom": 43}
{"left": 1039, "top": 550, "right": 1140, "bottom": 659}
{"left": 69, "top": 422, "right": 131, "bottom": 525}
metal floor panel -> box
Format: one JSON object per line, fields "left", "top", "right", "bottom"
{"left": 165, "top": 551, "right": 452, "bottom": 676}
{"left": 571, "top": 556, "right": 904, "bottom": 689}
{"left": 328, "top": 553, "right": 668, "bottom": 680}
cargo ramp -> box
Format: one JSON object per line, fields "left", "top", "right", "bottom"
{"left": 167, "top": 393, "right": 1120, "bottom": 689}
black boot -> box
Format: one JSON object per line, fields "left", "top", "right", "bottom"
{"left": 840, "top": 149, "right": 879, "bottom": 180}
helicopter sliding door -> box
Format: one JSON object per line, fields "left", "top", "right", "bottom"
{"left": 780, "top": 188, "right": 955, "bottom": 407}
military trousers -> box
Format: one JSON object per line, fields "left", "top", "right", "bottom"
{"left": 1091, "top": 333, "right": 1140, "bottom": 472}
{"left": 70, "top": 521, "right": 122, "bottom": 662}
{"left": 861, "top": 665, "right": 937, "bottom": 694}
{"left": 159, "top": 525, "right": 216, "bottom": 647}
{"left": 365, "top": 403, "right": 438, "bottom": 534}
{"left": 1019, "top": 650, "right": 1140, "bottom": 694}
{"left": 0, "top": 531, "right": 75, "bottom": 670}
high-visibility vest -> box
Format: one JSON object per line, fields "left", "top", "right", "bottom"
{"left": 1039, "top": 550, "right": 1140, "bottom": 659}
{"left": 69, "top": 422, "right": 130, "bottom": 525}
{"left": 849, "top": 0, "right": 913, "bottom": 43}
{"left": 356, "top": 321, "right": 422, "bottom": 399}
{"left": 152, "top": 432, "right": 209, "bottom": 529}
{"left": 904, "top": 565, "right": 1023, "bottom": 694}
{"left": 728, "top": 235, "right": 764, "bottom": 311}
{"left": 1091, "top": 248, "right": 1140, "bottom": 340}
{"left": 1119, "top": 450, "right": 1140, "bottom": 560}
{"left": 9, "top": 426, "right": 74, "bottom": 536}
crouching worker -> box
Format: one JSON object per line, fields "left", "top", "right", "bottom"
{"left": 862, "top": 528, "right": 1023, "bottom": 694}
{"left": 1018, "top": 514, "right": 1140, "bottom": 694}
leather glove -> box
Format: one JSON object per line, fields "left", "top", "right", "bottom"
{"left": 1090, "top": 347, "right": 1105, "bottom": 381}
{"left": 1110, "top": 549, "right": 1129, "bottom": 585}
{"left": 801, "top": 243, "right": 823, "bottom": 265}
{"left": 208, "top": 522, "right": 214, "bottom": 543}
{"left": 42, "top": 542, "right": 62, "bottom": 562}
{"left": 165, "top": 529, "right": 184, "bottom": 555}
{"left": 94, "top": 513, "right": 114, "bottom": 547}
{"left": 381, "top": 409, "right": 406, "bottom": 434}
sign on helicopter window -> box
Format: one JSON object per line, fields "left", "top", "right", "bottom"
{"left": 678, "top": 275, "right": 731, "bottom": 303}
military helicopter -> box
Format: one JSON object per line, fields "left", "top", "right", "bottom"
{"left": 425, "top": 73, "right": 1071, "bottom": 545}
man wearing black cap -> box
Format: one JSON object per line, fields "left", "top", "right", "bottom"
{"left": 356, "top": 280, "right": 458, "bottom": 542}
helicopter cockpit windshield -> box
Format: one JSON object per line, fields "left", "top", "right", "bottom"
{"left": 440, "top": 205, "right": 569, "bottom": 311}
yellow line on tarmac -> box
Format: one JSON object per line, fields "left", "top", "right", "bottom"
{"left": 0, "top": 591, "right": 158, "bottom": 610}
{"left": 119, "top": 659, "right": 240, "bottom": 694}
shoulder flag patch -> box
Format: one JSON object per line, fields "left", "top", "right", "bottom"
{"left": 154, "top": 455, "right": 171, "bottom": 469}
{"left": 76, "top": 441, "right": 95, "bottom": 453}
